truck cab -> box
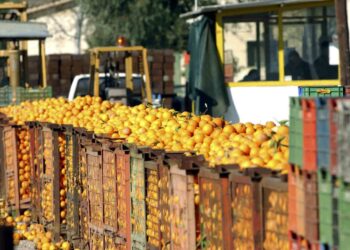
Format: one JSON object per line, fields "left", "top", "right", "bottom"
{"left": 68, "top": 73, "right": 143, "bottom": 104}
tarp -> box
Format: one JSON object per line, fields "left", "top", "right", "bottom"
{"left": 187, "top": 15, "right": 229, "bottom": 117}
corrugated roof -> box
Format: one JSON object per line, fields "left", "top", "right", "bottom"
{"left": 180, "top": 0, "right": 331, "bottom": 18}
{"left": 0, "top": 20, "right": 49, "bottom": 39}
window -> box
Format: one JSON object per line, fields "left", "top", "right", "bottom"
{"left": 221, "top": 3, "right": 339, "bottom": 85}
{"left": 283, "top": 6, "right": 338, "bottom": 81}
{"left": 223, "top": 12, "right": 279, "bottom": 82}
{"left": 75, "top": 78, "right": 89, "bottom": 98}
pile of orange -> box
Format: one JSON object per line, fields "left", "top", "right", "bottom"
{"left": 0, "top": 96, "right": 289, "bottom": 172}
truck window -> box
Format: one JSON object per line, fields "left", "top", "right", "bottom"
{"left": 75, "top": 78, "right": 90, "bottom": 98}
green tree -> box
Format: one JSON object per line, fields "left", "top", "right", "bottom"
{"left": 78, "top": 0, "right": 216, "bottom": 50}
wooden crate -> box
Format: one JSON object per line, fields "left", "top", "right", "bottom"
{"left": 101, "top": 140, "right": 131, "bottom": 248}
{"left": 130, "top": 146, "right": 149, "bottom": 249}
{"left": 86, "top": 145, "right": 103, "bottom": 230}
{"left": 262, "top": 174, "right": 289, "bottom": 250}
{"left": 2, "top": 125, "right": 31, "bottom": 213}
{"left": 229, "top": 168, "right": 268, "bottom": 250}
{"left": 39, "top": 123, "right": 66, "bottom": 241}
{"left": 198, "top": 167, "right": 232, "bottom": 250}
{"left": 26, "top": 121, "right": 42, "bottom": 223}
{"left": 165, "top": 153, "right": 202, "bottom": 250}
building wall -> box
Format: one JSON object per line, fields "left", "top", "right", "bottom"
{"left": 27, "top": 6, "right": 88, "bottom": 55}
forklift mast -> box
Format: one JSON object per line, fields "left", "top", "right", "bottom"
{"left": 89, "top": 46, "right": 153, "bottom": 104}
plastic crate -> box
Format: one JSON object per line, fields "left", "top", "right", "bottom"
{"left": 304, "top": 171, "right": 319, "bottom": 244}
{"left": 2, "top": 125, "right": 31, "bottom": 213}
{"left": 0, "top": 86, "right": 52, "bottom": 106}
{"left": 288, "top": 165, "right": 305, "bottom": 237}
{"left": 338, "top": 180, "right": 350, "bottom": 250}
{"left": 302, "top": 98, "right": 317, "bottom": 171}
{"left": 199, "top": 167, "right": 232, "bottom": 250}
{"left": 165, "top": 154, "right": 202, "bottom": 249}
{"left": 299, "top": 86, "right": 344, "bottom": 97}
{"left": 262, "top": 175, "right": 289, "bottom": 250}
{"left": 316, "top": 97, "right": 330, "bottom": 170}
{"left": 336, "top": 99, "right": 350, "bottom": 181}
{"left": 289, "top": 97, "right": 303, "bottom": 167}
{"left": 0, "top": 86, "right": 12, "bottom": 106}
{"left": 328, "top": 99, "right": 339, "bottom": 175}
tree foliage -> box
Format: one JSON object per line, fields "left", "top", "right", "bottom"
{"left": 78, "top": 0, "right": 216, "bottom": 50}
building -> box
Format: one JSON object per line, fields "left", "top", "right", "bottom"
{"left": 27, "top": 0, "right": 88, "bottom": 55}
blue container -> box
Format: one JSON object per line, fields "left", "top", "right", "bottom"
{"left": 316, "top": 97, "right": 330, "bottom": 170}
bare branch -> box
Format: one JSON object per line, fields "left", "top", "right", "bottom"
{"left": 48, "top": 15, "right": 77, "bottom": 39}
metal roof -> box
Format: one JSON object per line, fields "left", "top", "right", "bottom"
{"left": 0, "top": 21, "right": 49, "bottom": 40}
{"left": 180, "top": 0, "right": 331, "bottom": 18}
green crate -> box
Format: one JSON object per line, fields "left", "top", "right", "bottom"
{"left": 300, "top": 86, "right": 344, "bottom": 97}
{"left": 338, "top": 181, "right": 350, "bottom": 250}
{"left": 318, "top": 170, "right": 333, "bottom": 245}
{"left": 0, "top": 86, "right": 12, "bottom": 106}
{"left": 130, "top": 147, "right": 147, "bottom": 249}
{"left": 0, "top": 86, "right": 52, "bottom": 106}
{"left": 289, "top": 97, "right": 303, "bottom": 166}
{"left": 15, "top": 86, "right": 52, "bottom": 103}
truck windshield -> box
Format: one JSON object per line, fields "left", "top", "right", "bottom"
{"left": 74, "top": 76, "right": 143, "bottom": 98}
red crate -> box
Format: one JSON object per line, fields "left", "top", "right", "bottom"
{"left": 198, "top": 166, "right": 232, "bottom": 250}
{"left": 302, "top": 99, "right": 317, "bottom": 171}
{"left": 262, "top": 175, "right": 289, "bottom": 250}
{"left": 288, "top": 165, "right": 306, "bottom": 237}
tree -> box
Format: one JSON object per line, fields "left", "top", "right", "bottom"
{"left": 78, "top": 0, "right": 216, "bottom": 50}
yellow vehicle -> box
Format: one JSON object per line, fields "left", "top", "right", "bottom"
{"left": 0, "top": 1, "right": 51, "bottom": 105}
{"left": 182, "top": 0, "right": 341, "bottom": 122}
{"left": 89, "top": 44, "right": 153, "bottom": 105}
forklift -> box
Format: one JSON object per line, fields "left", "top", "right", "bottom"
{"left": 89, "top": 37, "right": 153, "bottom": 106}
{"left": 0, "top": 1, "right": 50, "bottom": 105}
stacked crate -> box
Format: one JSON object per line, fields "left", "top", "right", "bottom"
{"left": 47, "top": 55, "right": 60, "bottom": 97}
{"left": 29, "top": 50, "right": 175, "bottom": 99}
{"left": 336, "top": 98, "right": 350, "bottom": 250}
{"left": 288, "top": 93, "right": 345, "bottom": 249}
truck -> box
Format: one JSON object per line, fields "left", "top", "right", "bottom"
{"left": 181, "top": 0, "right": 343, "bottom": 123}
